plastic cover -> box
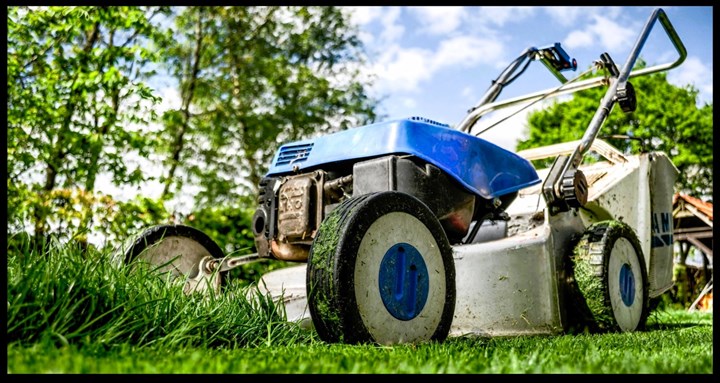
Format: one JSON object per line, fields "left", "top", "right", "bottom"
{"left": 266, "top": 117, "right": 540, "bottom": 199}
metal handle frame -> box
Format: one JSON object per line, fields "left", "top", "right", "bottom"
{"left": 560, "top": 8, "right": 686, "bottom": 175}
{"left": 542, "top": 7, "right": 686, "bottom": 212}
{"left": 457, "top": 8, "right": 687, "bottom": 135}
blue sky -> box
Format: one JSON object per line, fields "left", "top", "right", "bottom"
{"left": 341, "top": 6, "right": 713, "bottom": 151}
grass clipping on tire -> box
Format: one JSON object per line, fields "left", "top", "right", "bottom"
{"left": 308, "top": 209, "right": 344, "bottom": 337}
{"left": 573, "top": 231, "right": 615, "bottom": 330}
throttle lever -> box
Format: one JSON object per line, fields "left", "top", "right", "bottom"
{"left": 600, "top": 52, "right": 620, "bottom": 78}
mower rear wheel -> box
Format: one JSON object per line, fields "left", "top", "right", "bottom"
{"left": 307, "top": 191, "right": 456, "bottom": 345}
{"left": 119, "top": 224, "right": 225, "bottom": 294}
{"left": 572, "top": 220, "right": 649, "bottom": 332}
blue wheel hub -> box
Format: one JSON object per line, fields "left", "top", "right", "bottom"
{"left": 619, "top": 263, "right": 635, "bottom": 306}
{"left": 378, "top": 243, "right": 429, "bottom": 321}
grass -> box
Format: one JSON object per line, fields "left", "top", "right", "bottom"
{"left": 6, "top": 236, "right": 714, "bottom": 374}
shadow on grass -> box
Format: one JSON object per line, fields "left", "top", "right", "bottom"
{"left": 644, "top": 309, "right": 713, "bottom": 331}
{"left": 645, "top": 321, "right": 712, "bottom": 331}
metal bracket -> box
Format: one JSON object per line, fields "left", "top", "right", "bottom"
{"left": 541, "top": 155, "right": 570, "bottom": 215}
{"left": 216, "top": 253, "right": 262, "bottom": 272}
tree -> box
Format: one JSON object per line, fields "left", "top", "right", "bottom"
{"left": 517, "top": 63, "right": 713, "bottom": 197}
{"left": 6, "top": 6, "right": 380, "bottom": 252}
{"left": 7, "top": 6, "right": 170, "bottom": 245}
{"left": 158, "top": 6, "right": 379, "bottom": 208}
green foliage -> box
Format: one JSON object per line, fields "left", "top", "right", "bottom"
{"left": 7, "top": 179, "right": 35, "bottom": 235}
{"left": 7, "top": 6, "right": 168, "bottom": 188}
{"left": 5, "top": 181, "right": 171, "bottom": 250}
{"left": 183, "top": 205, "right": 256, "bottom": 255}
{"left": 7, "top": 6, "right": 380, "bottom": 252}
{"left": 517, "top": 62, "right": 713, "bottom": 196}
{"left": 7, "top": 6, "right": 169, "bottom": 241}
{"left": 99, "top": 195, "right": 173, "bottom": 248}
{"left": 159, "top": 6, "right": 380, "bottom": 206}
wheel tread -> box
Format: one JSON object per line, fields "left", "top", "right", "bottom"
{"left": 571, "top": 220, "right": 649, "bottom": 332}
{"left": 308, "top": 193, "right": 376, "bottom": 343}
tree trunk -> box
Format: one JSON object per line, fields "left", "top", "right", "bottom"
{"left": 162, "top": 10, "right": 204, "bottom": 199}
{"left": 34, "top": 21, "right": 100, "bottom": 245}
{"left": 85, "top": 28, "right": 119, "bottom": 192}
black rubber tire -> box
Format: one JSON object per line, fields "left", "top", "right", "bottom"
{"left": 571, "top": 220, "right": 649, "bottom": 332}
{"left": 120, "top": 224, "right": 225, "bottom": 282}
{"left": 307, "top": 191, "right": 456, "bottom": 345}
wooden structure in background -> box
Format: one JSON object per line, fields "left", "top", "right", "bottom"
{"left": 673, "top": 193, "right": 713, "bottom": 311}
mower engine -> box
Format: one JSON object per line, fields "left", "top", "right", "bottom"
{"left": 251, "top": 117, "right": 531, "bottom": 262}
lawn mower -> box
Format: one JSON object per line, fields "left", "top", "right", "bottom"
{"left": 118, "top": 8, "right": 687, "bottom": 345}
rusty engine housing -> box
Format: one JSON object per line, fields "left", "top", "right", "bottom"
{"left": 253, "top": 155, "right": 492, "bottom": 262}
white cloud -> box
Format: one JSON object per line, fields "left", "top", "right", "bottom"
{"left": 357, "top": 30, "right": 375, "bottom": 46}
{"left": 371, "top": 46, "right": 434, "bottom": 93}
{"left": 470, "top": 100, "right": 555, "bottom": 151}
{"left": 604, "top": 7, "right": 623, "bottom": 19}
{"left": 564, "top": 30, "right": 594, "bottom": 49}
{"left": 667, "top": 56, "right": 714, "bottom": 104}
{"left": 667, "top": 56, "right": 710, "bottom": 87}
{"left": 471, "top": 106, "right": 533, "bottom": 152}
{"left": 656, "top": 49, "right": 680, "bottom": 64}
{"left": 432, "top": 36, "right": 504, "bottom": 70}
{"left": 562, "top": 14, "right": 636, "bottom": 51}
{"left": 408, "top": 6, "right": 466, "bottom": 35}
{"left": 544, "top": 6, "right": 623, "bottom": 26}
{"left": 379, "top": 7, "right": 405, "bottom": 44}
{"left": 589, "top": 15, "right": 636, "bottom": 51}
{"left": 477, "top": 6, "right": 536, "bottom": 27}
{"left": 543, "top": 6, "right": 583, "bottom": 27}
{"left": 461, "top": 86, "right": 474, "bottom": 98}
{"left": 344, "top": 6, "right": 383, "bottom": 26}
{"left": 367, "top": 34, "right": 505, "bottom": 95}
{"left": 402, "top": 97, "right": 417, "bottom": 108}
{"left": 342, "top": 6, "right": 383, "bottom": 46}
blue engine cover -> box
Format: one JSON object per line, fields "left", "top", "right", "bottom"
{"left": 266, "top": 117, "right": 540, "bottom": 199}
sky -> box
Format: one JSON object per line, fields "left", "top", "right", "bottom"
{"left": 340, "top": 6, "right": 713, "bottom": 151}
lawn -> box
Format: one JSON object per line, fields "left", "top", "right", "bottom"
{"left": 6, "top": 239, "right": 714, "bottom": 374}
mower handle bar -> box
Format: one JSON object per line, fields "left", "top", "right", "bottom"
{"left": 457, "top": 8, "right": 687, "bottom": 135}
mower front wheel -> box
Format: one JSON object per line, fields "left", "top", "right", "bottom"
{"left": 307, "top": 191, "right": 456, "bottom": 345}
{"left": 572, "top": 220, "right": 649, "bottom": 332}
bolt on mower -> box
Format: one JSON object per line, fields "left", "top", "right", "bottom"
{"left": 117, "top": 8, "right": 687, "bottom": 345}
